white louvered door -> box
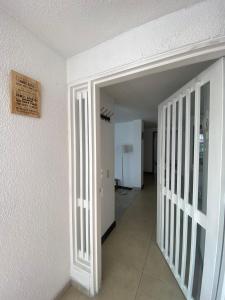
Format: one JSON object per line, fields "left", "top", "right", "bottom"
{"left": 157, "top": 59, "right": 225, "bottom": 300}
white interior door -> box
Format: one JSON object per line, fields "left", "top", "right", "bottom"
{"left": 157, "top": 58, "right": 225, "bottom": 300}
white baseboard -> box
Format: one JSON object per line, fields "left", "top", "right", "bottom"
{"left": 71, "top": 265, "right": 90, "bottom": 295}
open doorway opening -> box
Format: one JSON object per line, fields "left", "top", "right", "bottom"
{"left": 99, "top": 59, "right": 215, "bottom": 300}
{"left": 64, "top": 49, "right": 225, "bottom": 300}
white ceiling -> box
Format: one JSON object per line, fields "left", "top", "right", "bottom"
{"left": 103, "top": 60, "right": 214, "bottom": 127}
{"left": 0, "top": 0, "right": 202, "bottom": 57}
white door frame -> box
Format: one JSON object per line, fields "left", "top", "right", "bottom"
{"left": 68, "top": 38, "right": 225, "bottom": 298}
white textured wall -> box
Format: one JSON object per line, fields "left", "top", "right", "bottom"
{"left": 100, "top": 91, "right": 115, "bottom": 236}
{"left": 67, "top": 0, "right": 225, "bottom": 83}
{"left": 0, "top": 9, "right": 69, "bottom": 300}
{"left": 115, "top": 120, "right": 143, "bottom": 188}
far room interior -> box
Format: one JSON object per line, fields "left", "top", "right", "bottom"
{"left": 99, "top": 58, "right": 215, "bottom": 299}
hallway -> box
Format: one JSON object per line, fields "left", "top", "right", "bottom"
{"left": 61, "top": 175, "right": 185, "bottom": 300}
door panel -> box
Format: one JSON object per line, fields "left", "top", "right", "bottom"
{"left": 69, "top": 85, "right": 92, "bottom": 292}
{"left": 157, "top": 59, "right": 224, "bottom": 300}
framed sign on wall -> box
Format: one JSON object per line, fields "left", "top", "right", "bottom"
{"left": 11, "top": 70, "right": 41, "bottom": 118}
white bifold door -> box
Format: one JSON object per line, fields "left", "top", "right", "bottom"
{"left": 157, "top": 58, "right": 225, "bottom": 300}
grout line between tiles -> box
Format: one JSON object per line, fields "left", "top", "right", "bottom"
{"left": 134, "top": 237, "right": 153, "bottom": 300}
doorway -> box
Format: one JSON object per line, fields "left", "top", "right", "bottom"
{"left": 68, "top": 53, "right": 225, "bottom": 299}
{"left": 98, "top": 59, "right": 224, "bottom": 299}
{"left": 99, "top": 79, "right": 185, "bottom": 299}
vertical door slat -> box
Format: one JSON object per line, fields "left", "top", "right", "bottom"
{"left": 169, "top": 101, "right": 176, "bottom": 265}
{"left": 78, "top": 92, "right": 84, "bottom": 259}
{"left": 88, "top": 84, "right": 92, "bottom": 263}
{"left": 175, "top": 96, "right": 183, "bottom": 274}
{"left": 84, "top": 90, "right": 89, "bottom": 260}
{"left": 188, "top": 83, "right": 201, "bottom": 297}
{"left": 181, "top": 90, "right": 191, "bottom": 282}
{"left": 72, "top": 89, "right": 78, "bottom": 262}
{"left": 161, "top": 106, "right": 166, "bottom": 249}
{"left": 157, "top": 107, "right": 162, "bottom": 245}
{"left": 165, "top": 104, "right": 171, "bottom": 256}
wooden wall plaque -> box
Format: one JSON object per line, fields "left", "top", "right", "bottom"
{"left": 11, "top": 70, "right": 41, "bottom": 118}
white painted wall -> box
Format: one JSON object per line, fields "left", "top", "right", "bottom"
{"left": 134, "top": 120, "right": 144, "bottom": 188}
{"left": 144, "top": 129, "right": 154, "bottom": 173}
{"left": 100, "top": 91, "right": 115, "bottom": 236}
{"left": 67, "top": 0, "right": 225, "bottom": 83}
{"left": 115, "top": 120, "right": 143, "bottom": 189}
{"left": 0, "top": 9, "right": 69, "bottom": 300}
{"left": 115, "top": 121, "right": 133, "bottom": 188}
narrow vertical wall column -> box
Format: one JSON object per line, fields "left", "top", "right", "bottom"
{"left": 69, "top": 84, "right": 92, "bottom": 292}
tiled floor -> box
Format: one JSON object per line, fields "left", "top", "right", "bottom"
{"left": 60, "top": 175, "right": 185, "bottom": 300}
{"left": 115, "top": 187, "right": 139, "bottom": 220}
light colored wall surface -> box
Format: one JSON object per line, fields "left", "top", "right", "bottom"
{"left": 0, "top": 9, "right": 69, "bottom": 300}
{"left": 100, "top": 91, "right": 115, "bottom": 235}
{"left": 67, "top": 0, "right": 225, "bottom": 83}
{"left": 132, "top": 120, "right": 144, "bottom": 188}
{"left": 115, "top": 121, "right": 133, "bottom": 188}
{"left": 144, "top": 129, "right": 154, "bottom": 173}
{"left": 115, "top": 120, "right": 143, "bottom": 188}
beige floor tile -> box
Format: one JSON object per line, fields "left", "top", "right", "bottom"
{"left": 60, "top": 175, "right": 184, "bottom": 300}
{"left": 62, "top": 271, "right": 139, "bottom": 300}
{"left": 104, "top": 245, "right": 147, "bottom": 277}
{"left": 96, "top": 269, "right": 139, "bottom": 300}
{"left": 144, "top": 243, "right": 179, "bottom": 289}
{"left": 60, "top": 286, "right": 87, "bottom": 300}
{"left": 103, "top": 238, "right": 151, "bottom": 272}
{"left": 136, "top": 273, "right": 185, "bottom": 300}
